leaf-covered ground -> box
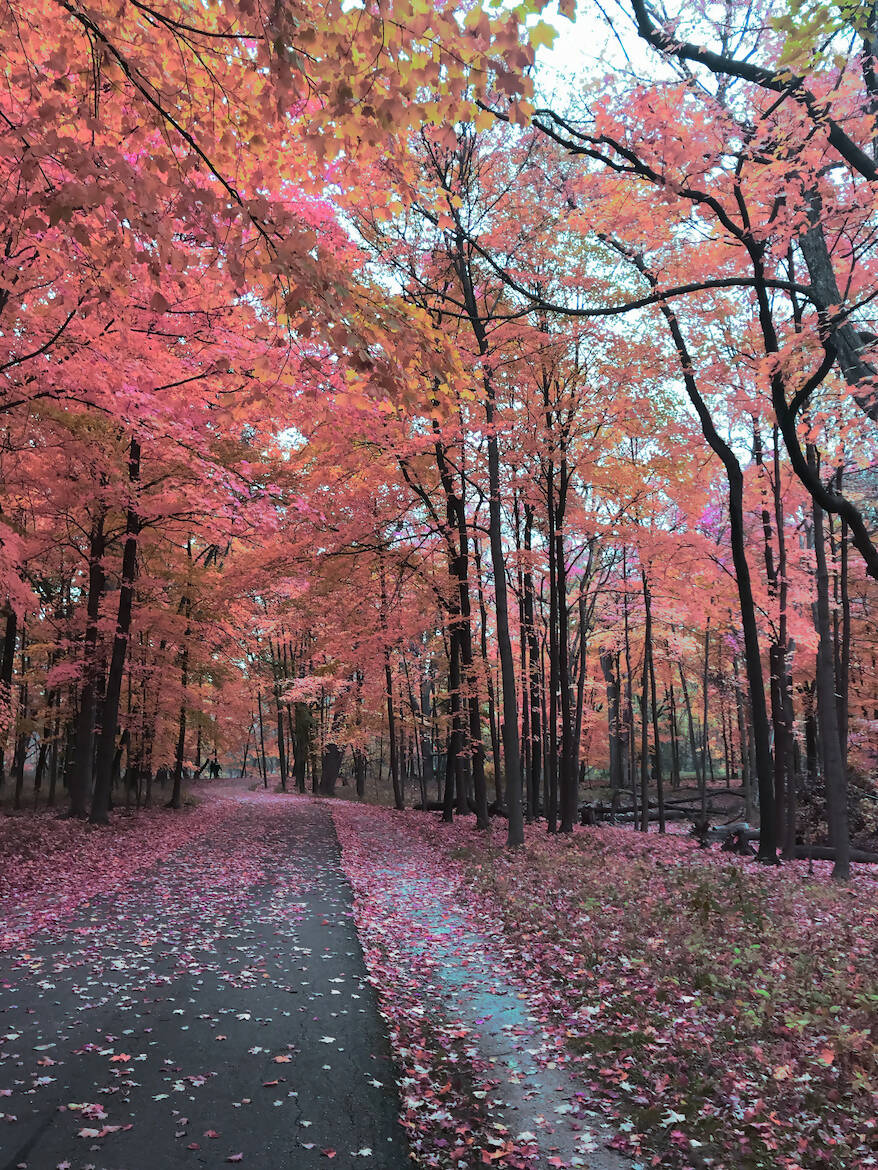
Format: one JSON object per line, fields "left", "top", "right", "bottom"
{"left": 0, "top": 796, "right": 410, "bottom": 1168}
{"left": 2, "top": 793, "right": 875, "bottom": 1170}
{"left": 0, "top": 798, "right": 236, "bottom": 952}
{"left": 336, "top": 802, "right": 878, "bottom": 1170}
{"left": 333, "top": 801, "right": 630, "bottom": 1170}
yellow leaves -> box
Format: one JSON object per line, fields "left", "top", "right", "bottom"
{"left": 474, "top": 107, "right": 495, "bottom": 133}
{"left": 528, "top": 19, "right": 557, "bottom": 51}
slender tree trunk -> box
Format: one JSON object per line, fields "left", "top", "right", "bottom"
{"left": 639, "top": 637, "right": 650, "bottom": 834}
{"left": 240, "top": 723, "right": 252, "bottom": 778}
{"left": 622, "top": 548, "right": 637, "bottom": 822}
{"left": 473, "top": 535, "right": 503, "bottom": 805}
{"left": 0, "top": 607, "right": 18, "bottom": 793}
{"left": 648, "top": 289, "right": 775, "bottom": 857}
{"left": 384, "top": 650, "right": 403, "bottom": 810}
{"left": 70, "top": 510, "right": 106, "bottom": 817}
{"left": 451, "top": 231, "right": 522, "bottom": 842}
{"left": 92, "top": 438, "right": 141, "bottom": 823}
{"left": 643, "top": 572, "right": 665, "bottom": 833}
{"left": 809, "top": 451, "right": 850, "bottom": 880}
{"left": 668, "top": 680, "right": 681, "bottom": 788}
{"left": 546, "top": 468, "right": 559, "bottom": 833}
{"left": 47, "top": 695, "right": 61, "bottom": 807}
{"left": 556, "top": 472, "right": 577, "bottom": 834}
{"left": 257, "top": 689, "right": 268, "bottom": 788}
{"left": 835, "top": 469, "right": 851, "bottom": 767}
{"left": 521, "top": 507, "right": 541, "bottom": 819}
{"left": 678, "top": 661, "right": 701, "bottom": 792}
{"left": 599, "top": 649, "right": 623, "bottom": 791}
{"left": 168, "top": 626, "right": 189, "bottom": 810}
{"left": 485, "top": 401, "right": 523, "bottom": 842}
{"left": 168, "top": 544, "right": 192, "bottom": 811}
{"left": 12, "top": 631, "right": 29, "bottom": 810}
{"left": 700, "top": 622, "right": 711, "bottom": 816}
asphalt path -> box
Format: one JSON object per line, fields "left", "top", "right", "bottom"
{"left": 0, "top": 797, "right": 411, "bottom": 1170}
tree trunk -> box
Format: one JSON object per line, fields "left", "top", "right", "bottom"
{"left": 810, "top": 451, "right": 851, "bottom": 880}
{"left": 522, "top": 507, "right": 541, "bottom": 819}
{"left": 473, "top": 535, "right": 503, "bottom": 805}
{"left": 0, "top": 606, "right": 18, "bottom": 794}
{"left": 643, "top": 573, "right": 665, "bottom": 833}
{"left": 257, "top": 689, "right": 268, "bottom": 788}
{"left": 92, "top": 438, "right": 141, "bottom": 823}
{"left": 556, "top": 472, "right": 577, "bottom": 833}
{"left": 599, "top": 648, "right": 623, "bottom": 791}
{"left": 667, "top": 681, "right": 681, "bottom": 788}
{"left": 700, "top": 622, "right": 711, "bottom": 817}
{"left": 69, "top": 510, "right": 106, "bottom": 818}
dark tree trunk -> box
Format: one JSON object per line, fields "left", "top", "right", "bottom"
{"left": 0, "top": 606, "right": 17, "bottom": 793}
{"left": 643, "top": 573, "right": 665, "bottom": 833}
{"left": 700, "top": 623, "right": 711, "bottom": 816}
{"left": 70, "top": 510, "right": 107, "bottom": 818}
{"left": 678, "top": 662, "right": 700, "bottom": 790}
{"left": 556, "top": 472, "right": 577, "bottom": 833}
{"left": 293, "top": 702, "right": 311, "bottom": 794}
{"left": 319, "top": 742, "right": 343, "bottom": 796}
{"left": 12, "top": 631, "right": 29, "bottom": 809}
{"left": 522, "top": 507, "right": 542, "bottom": 820}
{"left": 449, "top": 228, "right": 522, "bottom": 843}
{"left": 168, "top": 551, "right": 192, "bottom": 811}
{"left": 622, "top": 548, "right": 637, "bottom": 821}
{"left": 168, "top": 632, "right": 189, "bottom": 811}
{"left": 809, "top": 451, "right": 851, "bottom": 880}
{"left": 668, "top": 681, "right": 681, "bottom": 788}
{"left": 599, "top": 648, "right": 623, "bottom": 791}
{"left": 546, "top": 468, "right": 559, "bottom": 834}
{"left": 257, "top": 690, "right": 268, "bottom": 788}
{"left": 638, "top": 647, "right": 650, "bottom": 834}
{"left": 473, "top": 535, "right": 503, "bottom": 805}
{"left": 384, "top": 650, "right": 403, "bottom": 810}
{"left": 92, "top": 438, "right": 141, "bottom": 824}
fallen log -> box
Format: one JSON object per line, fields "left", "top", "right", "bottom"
{"left": 794, "top": 845, "right": 878, "bottom": 864}
{"left": 706, "top": 827, "right": 878, "bottom": 864}
{"left": 612, "top": 808, "right": 692, "bottom": 823}
{"left": 663, "top": 795, "right": 745, "bottom": 810}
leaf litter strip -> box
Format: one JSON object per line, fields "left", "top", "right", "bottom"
{"left": 332, "top": 801, "right": 632, "bottom": 1170}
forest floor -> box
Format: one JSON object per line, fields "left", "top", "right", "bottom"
{"left": 356, "top": 804, "right": 877, "bottom": 1170}
{"left": 0, "top": 788, "right": 876, "bottom": 1170}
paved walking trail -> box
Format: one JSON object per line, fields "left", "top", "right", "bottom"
{"left": 0, "top": 794, "right": 631, "bottom": 1170}
{"left": 0, "top": 798, "right": 408, "bottom": 1170}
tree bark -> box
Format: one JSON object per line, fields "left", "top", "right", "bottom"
{"left": 91, "top": 438, "right": 141, "bottom": 823}
{"left": 809, "top": 450, "right": 851, "bottom": 880}
{"left": 69, "top": 510, "right": 107, "bottom": 818}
